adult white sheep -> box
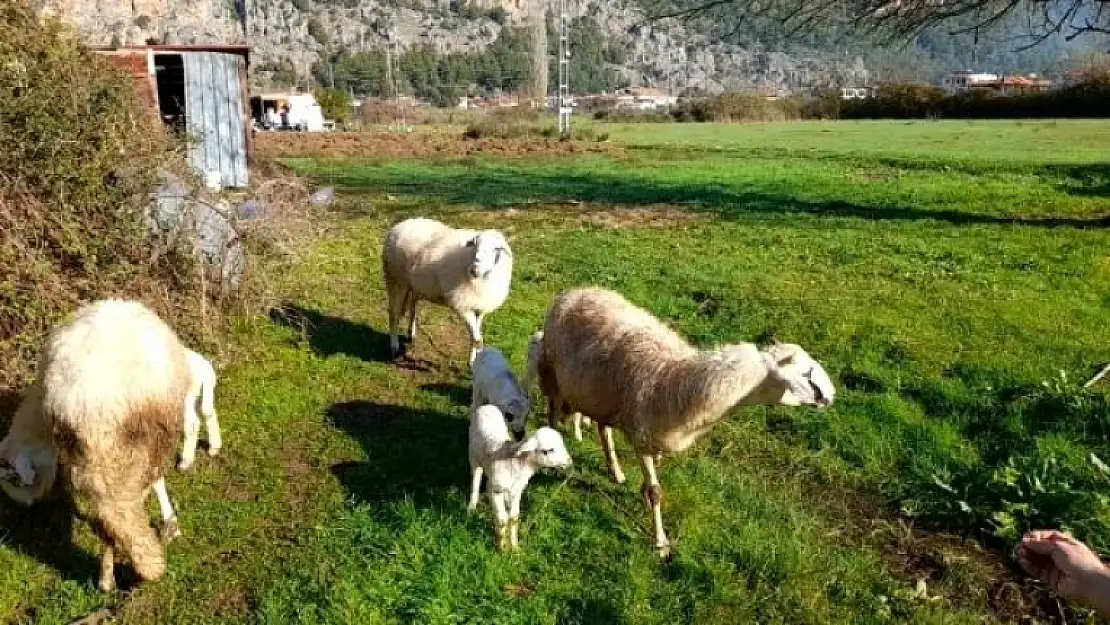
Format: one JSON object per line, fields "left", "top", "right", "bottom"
{"left": 471, "top": 346, "right": 531, "bottom": 441}
{"left": 533, "top": 287, "right": 835, "bottom": 556}
{"left": 0, "top": 299, "right": 191, "bottom": 591}
{"left": 468, "top": 404, "right": 572, "bottom": 552}
{"left": 382, "top": 217, "right": 513, "bottom": 364}
{"left": 177, "top": 349, "right": 221, "bottom": 471}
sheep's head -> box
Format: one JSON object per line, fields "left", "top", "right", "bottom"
{"left": 504, "top": 396, "right": 531, "bottom": 442}
{"left": 465, "top": 230, "right": 511, "bottom": 279}
{"left": 763, "top": 341, "right": 835, "bottom": 408}
{"left": 518, "top": 427, "right": 571, "bottom": 470}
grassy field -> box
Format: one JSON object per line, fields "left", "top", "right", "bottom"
{"left": 1, "top": 120, "right": 1108, "bottom": 624}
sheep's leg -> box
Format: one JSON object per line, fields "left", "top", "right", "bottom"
{"left": 599, "top": 426, "right": 626, "bottom": 484}
{"left": 572, "top": 412, "right": 584, "bottom": 442}
{"left": 98, "top": 543, "right": 117, "bottom": 592}
{"left": 386, "top": 284, "right": 407, "bottom": 358}
{"left": 547, "top": 397, "right": 562, "bottom": 430}
{"left": 96, "top": 493, "right": 167, "bottom": 585}
{"left": 638, "top": 454, "right": 670, "bottom": 557}
{"left": 468, "top": 465, "right": 483, "bottom": 511}
{"left": 508, "top": 488, "right": 523, "bottom": 550}
{"left": 461, "top": 310, "right": 484, "bottom": 365}
{"left": 407, "top": 296, "right": 418, "bottom": 342}
{"left": 178, "top": 397, "right": 202, "bottom": 471}
{"left": 152, "top": 478, "right": 181, "bottom": 542}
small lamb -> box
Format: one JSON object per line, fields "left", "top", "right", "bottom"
{"left": 470, "top": 346, "right": 531, "bottom": 441}
{"left": 468, "top": 404, "right": 571, "bottom": 552}
{"left": 178, "top": 349, "right": 221, "bottom": 471}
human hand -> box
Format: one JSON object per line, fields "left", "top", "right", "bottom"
{"left": 1018, "top": 530, "right": 1110, "bottom": 607}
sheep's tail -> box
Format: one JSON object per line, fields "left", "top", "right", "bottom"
{"left": 523, "top": 330, "right": 544, "bottom": 390}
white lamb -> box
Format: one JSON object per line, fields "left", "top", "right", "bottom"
{"left": 177, "top": 349, "right": 221, "bottom": 471}
{"left": 470, "top": 346, "right": 531, "bottom": 441}
{"left": 382, "top": 217, "right": 513, "bottom": 364}
{"left": 0, "top": 299, "right": 192, "bottom": 591}
{"left": 468, "top": 404, "right": 572, "bottom": 551}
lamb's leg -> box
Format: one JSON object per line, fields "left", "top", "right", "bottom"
{"left": 468, "top": 465, "right": 483, "bottom": 511}
{"left": 461, "top": 310, "right": 484, "bottom": 365}
{"left": 178, "top": 396, "right": 201, "bottom": 471}
{"left": 489, "top": 488, "right": 510, "bottom": 552}
{"left": 508, "top": 488, "right": 523, "bottom": 550}
{"left": 572, "top": 412, "right": 584, "bottom": 442}
{"left": 638, "top": 454, "right": 670, "bottom": 557}
{"left": 200, "top": 376, "right": 221, "bottom": 457}
{"left": 152, "top": 478, "right": 181, "bottom": 542}
{"left": 599, "top": 426, "right": 626, "bottom": 484}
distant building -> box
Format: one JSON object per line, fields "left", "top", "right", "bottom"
{"left": 840, "top": 87, "right": 873, "bottom": 100}
{"left": 613, "top": 87, "right": 678, "bottom": 110}
{"left": 941, "top": 70, "right": 1054, "bottom": 95}
{"left": 942, "top": 70, "right": 1000, "bottom": 94}
{"left": 93, "top": 44, "right": 251, "bottom": 189}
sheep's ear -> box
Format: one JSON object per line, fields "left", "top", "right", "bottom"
{"left": 12, "top": 455, "right": 35, "bottom": 486}
{"left": 465, "top": 237, "right": 477, "bottom": 247}
{"left": 776, "top": 353, "right": 795, "bottom": 367}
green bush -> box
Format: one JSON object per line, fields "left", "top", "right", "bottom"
{"left": 0, "top": 1, "right": 202, "bottom": 390}
{"left": 314, "top": 87, "right": 352, "bottom": 124}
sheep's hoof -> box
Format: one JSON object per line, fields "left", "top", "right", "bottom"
{"left": 207, "top": 446, "right": 222, "bottom": 458}
{"left": 160, "top": 519, "right": 182, "bottom": 543}
{"left": 176, "top": 459, "right": 194, "bottom": 471}
{"left": 654, "top": 543, "right": 672, "bottom": 559}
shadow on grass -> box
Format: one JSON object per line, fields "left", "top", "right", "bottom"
{"left": 418, "top": 382, "right": 471, "bottom": 406}
{"left": 326, "top": 401, "right": 466, "bottom": 509}
{"left": 0, "top": 482, "right": 103, "bottom": 587}
{"left": 315, "top": 160, "right": 1110, "bottom": 229}
{"left": 269, "top": 303, "right": 394, "bottom": 363}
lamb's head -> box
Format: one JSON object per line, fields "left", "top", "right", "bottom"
{"left": 762, "top": 342, "right": 835, "bottom": 408}
{"left": 465, "top": 230, "right": 511, "bottom": 279}
{"left": 503, "top": 396, "right": 531, "bottom": 442}
{"left": 518, "top": 427, "right": 572, "bottom": 470}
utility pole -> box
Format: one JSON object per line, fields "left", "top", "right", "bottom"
{"left": 386, "top": 28, "right": 409, "bottom": 132}
{"left": 529, "top": 0, "right": 548, "bottom": 108}
{"left": 557, "top": 0, "right": 570, "bottom": 136}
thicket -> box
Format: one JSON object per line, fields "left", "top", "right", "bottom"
{"left": 0, "top": 2, "right": 202, "bottom": 390}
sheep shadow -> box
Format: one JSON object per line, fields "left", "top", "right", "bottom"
{"left": 268, "top": 302, "right": 394, "bottom": 363}
{"left": 0, "top": 488, "right": 104, "bottom": 586}
{"left": 325, "top": 401, "right": 468, "bottom": 511}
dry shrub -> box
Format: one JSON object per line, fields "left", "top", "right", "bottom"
{"left": 463, "top": 107, "right": 557, "bottom": 140}
{"left": 359, "top": 99, "right": 426, "bottom": 125}
{"left": 0, "top": 1, "right": 204, "bottom": 389}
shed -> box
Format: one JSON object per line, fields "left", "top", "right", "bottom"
{"left": 93, "top": 44, "right": 252, "bottom": 188}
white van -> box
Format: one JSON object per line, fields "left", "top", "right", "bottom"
{"left": 284, "top": 93, "right": 327, "bottom": 132}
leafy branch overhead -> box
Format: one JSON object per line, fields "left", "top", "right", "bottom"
{"left": 640, "top": 0, "right": 1110, "bottom": 46}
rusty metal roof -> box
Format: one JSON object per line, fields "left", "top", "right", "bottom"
{"left": 90, "top": 44, "right": 250, "bottom": 64}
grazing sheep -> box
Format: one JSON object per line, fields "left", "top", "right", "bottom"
{"left": 0, "top": 299, "right": 191, "bottom": 591}
{"left": 177, "top": 349, "right": 221, "bottom": 471}
{"left": 468, "top": 404, "right": 572, "bottom": 551}
{"left": 382, "top": 218, "right": 513, "bottom": 363}
{"left": 524, "top": 331, "right": 591, "bottom": 442}
{"left": 471, "top": 346, "right": 531, "bottom": 441}
{"left": 533, "top": 287, "right": 835, "bottom": 556}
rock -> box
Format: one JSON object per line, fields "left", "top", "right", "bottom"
{"left": 238, "top": 199, "right": 265, "bottom": 219}
{"left": 309, "top": 186, "right": 335, "bottom": 207}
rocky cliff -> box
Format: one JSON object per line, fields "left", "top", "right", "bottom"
{"left": 37, "top": 0, "right": 870, "bottom": 94}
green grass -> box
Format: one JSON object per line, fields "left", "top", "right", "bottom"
{"left": 2, "top": 120, "right": 1109, "bottom": 624}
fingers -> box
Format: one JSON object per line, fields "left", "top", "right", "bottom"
{"left": 1021, "top": 530, "right": 1075, "bottom": 553}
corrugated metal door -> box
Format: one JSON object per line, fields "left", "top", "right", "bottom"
{"left": 184, "top": 52, "right": 248, "bottom": 188}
